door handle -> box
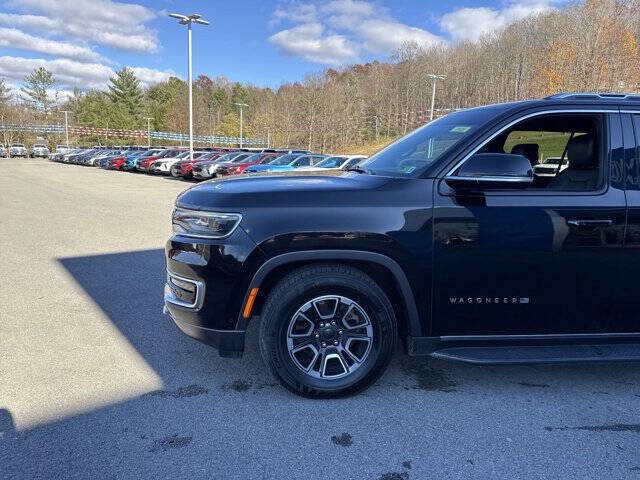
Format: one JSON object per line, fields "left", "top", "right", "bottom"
{"left": 567, "top": 219, "right": 614, "bottom": 227}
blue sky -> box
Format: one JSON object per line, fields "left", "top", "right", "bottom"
{"left": 0, "top": 0, "right": 559, "bottom": 96}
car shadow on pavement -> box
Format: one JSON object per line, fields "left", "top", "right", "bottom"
{"left": 3, "top": 248, "right": 640, "bottom": 479}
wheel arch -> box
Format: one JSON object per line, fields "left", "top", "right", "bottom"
{"left": 237, "top": 250, "right": 422, "bottom": 338}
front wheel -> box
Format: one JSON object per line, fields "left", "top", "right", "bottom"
{"left": 259, "top": 263, "right": 397, "bottom": 398}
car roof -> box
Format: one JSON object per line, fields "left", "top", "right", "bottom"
{"left": 439, "top": 93, "right": 640, "bottom": 122}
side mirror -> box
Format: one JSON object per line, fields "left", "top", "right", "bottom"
{"left": 445, "top": 153, "right": 533, "bottom": 190}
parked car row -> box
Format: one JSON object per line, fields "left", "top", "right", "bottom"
{"left": 47, "top": 144, "right": 367, "bottom": 181}
{"left": 0, "top": 143, "right": 64, "bottom": 158}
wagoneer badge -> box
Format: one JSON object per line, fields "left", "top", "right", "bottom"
{"left": 449, "top": 297, "right": 530, "bottom": 304}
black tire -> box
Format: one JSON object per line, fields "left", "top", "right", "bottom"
{"left": 259, "top": 263, "right": 397, "bottom": 398}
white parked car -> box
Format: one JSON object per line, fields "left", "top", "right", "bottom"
{"left": 9, "top": 143, "right": 27, "bottom": 157}
{"left": 0, "top": 145, "right": 6, "bottom": 157}
{"left": 31, "top": 144, "right": 50, "bottom": 158}
{"left": 298, "top": 155, "right": 368, "bottom": 172}
{"left": 149, "top": 151, "right": 191, "bottom": 174}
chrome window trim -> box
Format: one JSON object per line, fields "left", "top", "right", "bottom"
{"left": 165, "top": 270, "right": 206, "bottom": 310}
{"left": 444, "top": 175, "right": 532, "bottom": 183}
{"left": 445, "top": 109, "right": 616, "bottom": 177}
{"left": 621, "top": 110, "right": 640, "bottom": 114}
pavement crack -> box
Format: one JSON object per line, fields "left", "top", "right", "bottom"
{"left": 515, "top": 382, "right": 550, "bottom": 388}
{"left": 545, "top": 424, "right": 640, "bottom": 433}
{"left": 400, "top": 359, "right": 457, "bottom": 392}
{"left": 331, "top": 432, "right": 353, "bottom": 447}
{"left": 377, "top": 473, "right": 409, "bottom": 480}
{"left": 149, "top": 434, "right": 192, "bottom": 452}
{"left": 144, "top": 384, "right": 209, "bottom": 399}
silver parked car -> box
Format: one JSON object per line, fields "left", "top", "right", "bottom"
{"left": 9, "top": 143, "right": 27, "bottom": 157}
{"left": 0, "top": 145, "right": 6, "bottom": 157}
{"left": 31, "top": 143, "right": 50, "bottom": 158}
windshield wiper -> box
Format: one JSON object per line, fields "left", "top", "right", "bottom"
{"left": 346, "top": 166, "right": 372, "bottom": 174}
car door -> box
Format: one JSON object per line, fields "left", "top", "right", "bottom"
{"left": 620, "top": 111, "right": 640, "bottom": 331}
{"left": 432, "top": 110, "right": 627, "bottom": 336}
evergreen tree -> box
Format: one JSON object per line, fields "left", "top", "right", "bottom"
{"left": 0, "top": 78, "right": 11, "bottom": 107}
{"left": 21, "top": 67, "right": 56, "bottom": 114}
{"left": 145, "top": 76, "right": 185, "bottom": 130}
{"left": 107, "top": 67, "right": 143, "bottom": 130}
{"left": 230, "top": 82, "right": 248, "bottom": 108}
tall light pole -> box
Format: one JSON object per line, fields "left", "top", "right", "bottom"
{"left": 169, "top": 13, "right": 209, "bottom": 161}
{"left": 235, "top": 102, "right": 248, "bottom": 148}
{"left": 60, "top": 110, "right": 70, "bottom": 147}
{"left": 143, "top": 117, "right": 153, "bottom": 147}
{"left": 427, "top": 74, "right": 446, "bottom": 121}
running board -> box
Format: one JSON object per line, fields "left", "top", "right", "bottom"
{"left": 430, "top": 344, "right": 640, "bottom": 365}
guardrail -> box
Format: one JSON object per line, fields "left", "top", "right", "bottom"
{"left": 0, "top": 124, "right": 265, "bottom": 146}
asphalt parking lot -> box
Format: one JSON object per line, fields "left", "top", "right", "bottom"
{"left": 1, "top": 158, "right": 640, "bottom": 479}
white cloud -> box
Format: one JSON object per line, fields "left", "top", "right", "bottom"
{"left": 323, "top": 0, "right": 375, "bottom": 28}
{"left": 269, "top": 0, "right": 442, "bottom": 64}
{"left": 272, "top": 3, "right": 318, "bottom": 24}
{"left": 0, "top": 56, "right": 174, "bottom": 91}
{"left": 440, "top": 1, "right": 553, "bottom": 42}
{"left": 0, "top": 28, "right": 102, "bottom": 62}
{"left": 357, "top": 19, "right": 442, "bottom": 53}
{"left": 128, "top": 67, "right": 174, "bottom": 86}
{"left": 2, "top": 0, "right": 159, "bottom": 52}
{"left": 269, "top": 22, "right": 359, "bottom": 64}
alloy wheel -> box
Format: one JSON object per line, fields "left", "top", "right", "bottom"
{"left": 286, "top": 295, "right": 373, "bottom": 379}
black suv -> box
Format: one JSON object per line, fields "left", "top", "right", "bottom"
{"left": 165, "top": 93, "right": 640, "bottom": 397}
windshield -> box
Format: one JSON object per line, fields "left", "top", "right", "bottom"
{"left": 135, "top": 149, "right": 155, "bottom": 157}
{"left": 211, "top": 152, "right": 237, "bottom": 163}
{"left": 269, "top": 153, "right": 298, "bottom": 165}
{"left": 159, "top": 149, "right": 181, "bottom": 158}
{"left": 236, "top": 153, "right": 261, "bottom": 163}
{"left": 360, "top": 107, "right": 501, "bottom": 177}
{"left": 316, "top": 156, "right": 347, "bottom": 168}
{"left": 230, "top": 153, "right": 253, "bottom": 163}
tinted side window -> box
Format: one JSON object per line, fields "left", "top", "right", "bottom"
{"left": 478, "top": 113, "right": 604, "bottom": 191}
{"left": 294, "top": 156, "right": 311, "bottom": 166}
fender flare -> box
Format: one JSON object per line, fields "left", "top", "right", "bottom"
{"left": 237, "top": 249, "right": 421, "bottom": 336}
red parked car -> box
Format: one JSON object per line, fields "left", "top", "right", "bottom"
{"left": 176, "top": 150, "right": 226, "bottom": 178}
{"left": 137, "top": 148, "right": 184, "bottom": 172}
{"left": 106, "top": 155, "right": 126, "bottom": 170}
{"left": 216, "top": 152, "right": 283, "bottom": 176}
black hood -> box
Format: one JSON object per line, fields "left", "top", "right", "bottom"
{"left": 176, "top": 173, "right": 393, "bottom": 211}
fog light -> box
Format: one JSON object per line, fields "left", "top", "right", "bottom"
{"left": 165, "top": 271, "right": 203, "bottom": 309}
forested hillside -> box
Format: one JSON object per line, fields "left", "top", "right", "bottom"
{"left": 2, "top": 0, "right": 639, "bottom": 151}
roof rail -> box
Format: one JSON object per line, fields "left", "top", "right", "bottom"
{"left": 546, "top": 92, "right": 640, "bottom": 101}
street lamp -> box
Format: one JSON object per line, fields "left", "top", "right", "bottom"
{"left": 169, "top": 13, "right": 209, "bottom": 161}
{"left": 234, "top": 103, "right": 248, "bottom": 148}
{"left": 143, "top": 117, "right": 153, "bottom": 147}
{"left": 60, "top": 110, "right": 70, "bottom": 147}
{"left": 427, "top": 74, "right": 446, "bottom": 121}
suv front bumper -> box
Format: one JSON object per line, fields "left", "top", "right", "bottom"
{"left": 164, "top": 226, "right": 263, "bottom": 357}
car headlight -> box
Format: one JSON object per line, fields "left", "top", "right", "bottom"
{"left": 172, "top": 208, "right": 241, "bottom": 239}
